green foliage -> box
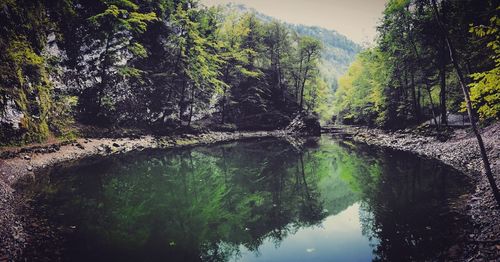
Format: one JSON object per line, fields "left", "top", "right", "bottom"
{"left": 79, "top": 0, "right": 157, "bottom": 124}
{"left": 468, "top": 12, "right": 500, "bottom": 121}
{"left": 333, "top": 49, "right": 389, "bottom": 126}
{"left": 170, "top": 4, "right": 224, "bottom": 93}
{"left": 333, "top": 0, "right": 497, "bottom": 128}
{"left": 226, "top": 4, "right": 362, "bottom": 82}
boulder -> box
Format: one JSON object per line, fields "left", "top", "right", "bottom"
{"left": 285, "top": 112, "right": 321, "bottom": 136}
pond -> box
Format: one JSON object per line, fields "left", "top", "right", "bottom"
{"left": 19, "top": 136, "right": 471, "bottom": 261}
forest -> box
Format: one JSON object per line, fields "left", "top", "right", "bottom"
{"left": 1, "top": 0, "right": 500, "bottom": 261}
{"left": 0, "top": 0, "right": 364, "bottom": 146}
{"left": 332, "top": 0, "right": 499, "bottom": 129}
{"left": 2, "top": 0, "right": 498, "bottom": 146}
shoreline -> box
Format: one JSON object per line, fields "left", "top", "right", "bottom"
{"left": 1, "top": 126, "right": 498, "bottom": 260}
{"left": 0, "top": 130, "right": 289, "bottom": 259}
{"left": 332, "top": 124, "right": 500, "bottom": 260}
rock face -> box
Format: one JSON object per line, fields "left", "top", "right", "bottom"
{"left": 285, "top": 112, "right": 321, "bottom": 136}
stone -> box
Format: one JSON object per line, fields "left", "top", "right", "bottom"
{"left": 285, "top": 112, "right": 321, "bottom": 136}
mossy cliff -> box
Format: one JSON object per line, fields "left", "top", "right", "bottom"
{"left": 0, "top": 0, "right": 54, "bottom": 145}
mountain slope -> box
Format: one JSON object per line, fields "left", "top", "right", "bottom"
{"left": 224, "top": 4, "right": 363, "bottom": 86}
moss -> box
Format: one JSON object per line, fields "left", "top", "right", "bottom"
{"left": 0, "top": 0, "right": 69, "bottom": 146}
{"left": 49, "top": 95, "right": 79, "bottom": 141}
{"left": 1, "top": 38, "right": 53, "bottom": 145}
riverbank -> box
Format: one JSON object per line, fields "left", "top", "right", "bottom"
{"left": 0, "top": 130, "right": 291, "bottom": 260}
{"left": 331, "top": 123, "right": 500, "bottom": 261}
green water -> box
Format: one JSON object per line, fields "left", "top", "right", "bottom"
{"left": 22, "top": 136, "right": 471, "bottom": 261}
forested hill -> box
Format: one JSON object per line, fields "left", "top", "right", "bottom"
{"left": 0, "top": 0, "right": 348, "bottom": 146}
{"left": 290, "top": 24, "right": 362, "bottom": 80}
{"left": 226, "top": 4, "right": 362, "bottom": 81}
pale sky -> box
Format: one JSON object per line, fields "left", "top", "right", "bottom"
{"left": 200, "top": 0, "right": 387, "bottom": 45}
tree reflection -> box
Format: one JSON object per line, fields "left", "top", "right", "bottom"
{"left": 334, "top": 142, "right": 471, "bottom": 261}
{"left": 29, "top": 139, "right": 328, "bottom": 261}
{"left": 25, "top": 137, "right": 470, "bottom": 261}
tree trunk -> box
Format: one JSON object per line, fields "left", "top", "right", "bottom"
{"left": 407, "top": 30, "right": 439, "bottom": 127}
{"left": 439, "top": 39, "right": 448, "bottom": 126}
{"left": 179, "top": 80, "right": 187, "bottom": 126}
{"left": 410, "top": 69, "right": 421, "bottom": 121}
{"left": 295, "top": 58, "right": 304, "bottom": 102}
{"left": 431, "top": 0, "right": 500, "bottom": 206}
{"left": 187, "top": 84, "right": 195, "bottom": 127}
{"left": 221, "top": 91, "right": 226, "bottom": 125}
{"left": 425, "top": 84, "right": 439, "bottom": 128}
{"left": 221, "top": 66, "right": 230, "bottom": 124}
{"left": 439, "top": 59, "right": 447, "bottom": 126}
{"left": 299, "top": 67, "right": 309, "bottom": 109}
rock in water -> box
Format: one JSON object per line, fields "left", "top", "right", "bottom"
{"left": 286, "top": 113, "right": 321, "bottom": 136}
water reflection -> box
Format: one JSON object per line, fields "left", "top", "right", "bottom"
{"left": 22, "top": 136, "right": 470, "bottom": 261}
{"left": 238, "top": 203, "right": 374, "bottom": 262}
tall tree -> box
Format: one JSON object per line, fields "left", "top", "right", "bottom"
{"left": 264, "top": 21, "right": 291, "bottom": 102}
{"left": 216, "top": 12, "right": 260, "bottom": 124}
{"left": 169, "top": 3, "right": 224, "bottom": 126}
{"left": 79, "top": 0, "right": 156, "bottom": 124}
{"left": 293, "top": 36, "right": 322, "bottom": 109}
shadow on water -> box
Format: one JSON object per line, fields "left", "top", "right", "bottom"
{"left": 16, "top": 135, "right": 472, "bottom": 261}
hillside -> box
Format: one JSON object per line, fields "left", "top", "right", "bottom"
{"left": 223, "top": 4, "right": 363, "bottom": 87}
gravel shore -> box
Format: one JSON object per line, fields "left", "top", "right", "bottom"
{"left": 335, "top": 123, "right": 500, "bottom": 261}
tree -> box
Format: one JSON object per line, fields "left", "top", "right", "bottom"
{"left": 216, "top": 12, "right": 260, "bottom": 124}
{"left": 431, "top": 0, "right": 500, "bottom": 206}
{"left": 169, "top": 3, "right": 224, "bottom": 127}
{"left": 293, "top": 36, "right": 322, "bottom": 109}
{"left": 263, "top": 21, "right": 290, "bottom": 101}
{"left": 79, "top": 0, "right": 156, "bottom": 125}
{"left": 333, "top": 48, "right": 390, "bottom": 126}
